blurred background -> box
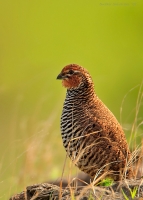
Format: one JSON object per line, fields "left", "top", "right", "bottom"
{"left": 0, "top": 0, "right": 143, "bottom": 198}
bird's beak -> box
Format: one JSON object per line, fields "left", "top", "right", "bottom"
{"left": 57, "top": 73, "right": 64, "bottom": 80}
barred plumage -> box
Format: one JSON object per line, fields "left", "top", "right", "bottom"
{"left": 57, "top": 64, "right": 134, "bottom": 181}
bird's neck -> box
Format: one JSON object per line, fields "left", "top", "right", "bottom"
{"left": 66, "top": 83, "right": 96, "bottom": 102}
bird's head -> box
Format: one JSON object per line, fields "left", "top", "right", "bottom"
{"left": 57, "top": 64, "right": 93, "bottom": 89}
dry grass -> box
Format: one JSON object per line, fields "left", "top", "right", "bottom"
{"left": 0, "top": 98, "right": 66, "bottom": 199}
{"left": 1, "top": 83, "right": 143, "bottom": 199}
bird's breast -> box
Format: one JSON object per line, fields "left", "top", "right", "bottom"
{"left": 60, "top": 97, "right": 100, "bottom": 158}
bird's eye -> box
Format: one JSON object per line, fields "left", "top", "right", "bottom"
{"left": 69, "top": 69, "right": 74, "bottom": 75}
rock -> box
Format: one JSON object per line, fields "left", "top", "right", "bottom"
{"left": 10, "top": 179, "right": 143, "bottom": 200}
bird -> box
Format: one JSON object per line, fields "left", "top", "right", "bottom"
{"left": 57, "top": 64, "right": 134, "bottom": 181}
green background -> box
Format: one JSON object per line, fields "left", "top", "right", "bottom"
{"left": 0, "top": 0, "right": 143, "bottom": 199}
